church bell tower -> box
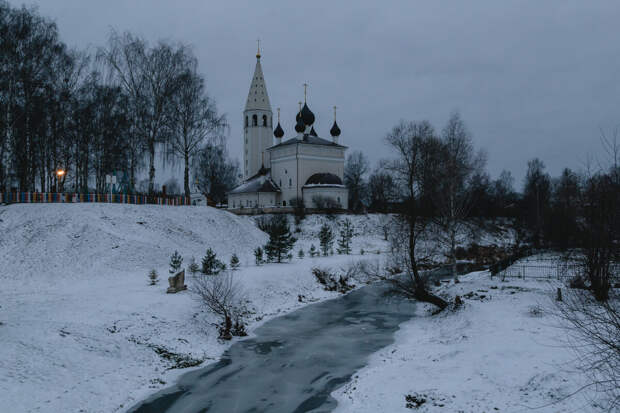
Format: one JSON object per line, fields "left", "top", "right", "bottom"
{"left": 243, "top": 43, "right": 273, "bottom": 179}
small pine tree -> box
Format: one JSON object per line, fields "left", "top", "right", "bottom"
{"left": 309, "top": 244, "right": 317, "bottom": 257}
{"left": 230, "top": 253, "right": 240, "bottom": 270}
{"left": 202, "top": 248, "right": 224, "bottom": 275}
{"left": 188, "top": 257, "right": 200, "bottom": 275}
{"left": 148, "top": 269, "right": 159, "bottom": 285}
{"left": 254, "top": 246, "right": 264, "bottom": 265}
{"left": 337, "top": 219, "right": 354, "bottom": 255}
{"left": 264, "top": 215, "right": 297, "bottom": 263}
{"left": 298, "top": 249, "right": 305, "bottom": 259}
{"left": 318, "top": 223, "right": 334, "bottom": 256}
{"left": 169, "top": 250, "right": 183, "bottom": 274}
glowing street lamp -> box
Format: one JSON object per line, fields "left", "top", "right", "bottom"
{"left": 55, "top": 169, "right": 66, "bottom": 193}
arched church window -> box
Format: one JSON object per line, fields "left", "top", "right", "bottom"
{"left": 262, "top": 115, "right": 267, "bottom": 127}
{"left": 289, "top": 178, "right": 292, "bottom": 187}
{"left": 245, "top": 116, "right": 248, "bottom": 128}
{"left": 252, "top": 114, "right": 257, "bottom": 126}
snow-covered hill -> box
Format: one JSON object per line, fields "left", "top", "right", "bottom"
{"left": 0, "top": 204, "right": 384, "bottom": 412}
{"left": 0, "top": 203, "right": 266, "bottom": 282}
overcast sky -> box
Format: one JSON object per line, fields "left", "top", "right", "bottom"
{"left": 27, "top": 0, "right": 620, "bottom": 187}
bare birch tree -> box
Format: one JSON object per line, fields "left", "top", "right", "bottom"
{"left": 166, "top": 59, "right": 227, "bottom": 198}
{"left": 384, "top": 120, "right": 448, "bottom": 310}
{"left": 435, "top": 112, "right": 486, "bottom": 282}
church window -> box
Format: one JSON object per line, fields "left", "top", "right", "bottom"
{"left": 245, "top": 116, "right": 248, "bottom": 127}
{"left": 262, "top": 115, "right": 267, "bottom": 127}
{"left": 279, "top": 179, "right": 282, "bottom": 187}
{"left": 283, "top": 200, "right": 286, "bottom": 206}
{"left": 252, "top": 114, "right": 257, "bottom": 126}
{"left": 289, "top": 178, "right": 292, "bottom": 187}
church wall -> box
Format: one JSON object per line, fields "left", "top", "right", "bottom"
{"left": 302, "top": 186, "right": 348, "bottom": 209}
{"left": 270, "top": 155, "right": 299, "bottom": 206}
{"left": 228, "top": 192, "right": 278, "bottom": 209}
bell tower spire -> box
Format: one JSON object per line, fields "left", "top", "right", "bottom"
{"left": 243, "top": 44, "right": 273, "bottom": 179}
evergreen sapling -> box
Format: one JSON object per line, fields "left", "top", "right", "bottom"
{"left": 264, "top": 215, "right": 296, "bottom": 263}
{"left": 169, "top": 250, "right": 183, "bottom": 274}
{"left": 230, "top": 253, "right": 240, "bottom": 270}
{"left": 337, "top": 218, "right": 354, "bottom": 254}
{"left": 318, "top": 223, "right": 334, "bottom": 256}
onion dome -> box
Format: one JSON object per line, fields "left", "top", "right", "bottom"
{"left": 309, "top": 126, "right": 317, "bottom": 137}
{"left": 295, "top": 115, "right": 305, "bottom": 133}
{"left": 300, "top": 103, "right": 315, "bottom": 126}
{"left": 273, "top": 122, "right": 284, "bottom": 138}
{"left": 330, "top": 120, "right": 341, "bottom": 137}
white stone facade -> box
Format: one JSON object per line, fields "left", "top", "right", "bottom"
{"left": 228, "top": 52, "right": 348, "bottom": 212}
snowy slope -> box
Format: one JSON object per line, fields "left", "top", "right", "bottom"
{"left": 0, "top": 203, "right": 266, "bottom": 282}
{"left": 333, "top": 272, "right": 606, "bottom": 413}
{"left": 0, "top": 204, "right": 384, "bottom": 413}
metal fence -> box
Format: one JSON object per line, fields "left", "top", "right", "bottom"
{"left": 0, "top": 192, "right": 190, "bottom": 206}
{"left": 497, "top": 262, "right": 620, "bottom": 281}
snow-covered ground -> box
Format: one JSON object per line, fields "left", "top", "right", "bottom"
{"left": 0, "top": 204, "right": 386, "bottom": 412}
{"left": 333, "top": 271, "right": 606, "bottom": 413}
{"left": 2, "top": 205, "right": 596, "bottom": 413}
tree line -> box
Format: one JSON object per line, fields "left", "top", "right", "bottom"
{"left": 0, "top": 2, "right": 237, "bottom": 200}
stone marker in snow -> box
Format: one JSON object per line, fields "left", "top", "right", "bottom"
{"left": 166, "top": 270, "right": 187, "bottom": 293}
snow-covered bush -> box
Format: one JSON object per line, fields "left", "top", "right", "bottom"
{"left": 192, "top": 271, "right": 245, "bottom": 340}
{"left": 311, "top": 267, "right": 355, "bottom": 293}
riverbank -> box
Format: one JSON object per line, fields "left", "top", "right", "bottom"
{"left": 332, "top": 270, "right": 605, "bottom": 413}
{"left": 0, "top": 204, "right": 387, "bottom": 412}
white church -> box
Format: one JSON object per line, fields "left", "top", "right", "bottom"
{"left": 227, "top": 47, "right": 348, "bottom": 212}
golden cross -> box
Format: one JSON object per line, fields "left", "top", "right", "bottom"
{"left": 298, "top": 101, "right": 302, "bottom": 114}
{"left": 277, "top": 107, "right": 280, "bottom": 122}
{"left": 303, "top": 83, "right": 308, "bottom": 102}
{"left": 334, "top": 105, "right": 337, "bottom": 121}
{"left": 256, "top": 38, "right": 261, "bottom": 58}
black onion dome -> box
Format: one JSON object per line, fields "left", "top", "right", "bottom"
{"left": 309, "top": 126, "right": 317, "bottom": 136}
{"left": 273, "top": 122, "right": 284, "bottom": 138}
{"left": 305, "top": 173, "right": 343, "bottom": 185}
{"left": 295, "top": 115, "right": 305, "bottom": 133}
{"left": 330, "top": 120, "right": 341, "bottom": 137}
{"left": 301, "top": 103, "right": 315, "bottom": 126}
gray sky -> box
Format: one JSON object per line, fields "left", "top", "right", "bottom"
{"left": 29, "top": 0, "right": 620, "bottom": 187}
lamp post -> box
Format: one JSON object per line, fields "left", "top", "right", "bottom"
{"left": 55, "top": 169, "right": 65, "bottom": 193}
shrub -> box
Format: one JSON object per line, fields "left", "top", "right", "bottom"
{"left": 148, "top": 269, "right": 159, "bottom": 285}
{"left": 298, "top": 249, "right": 305, "bottom": 259}
{"left": 188, "top": 257, "right": 200, "bottom": 275}
{"left": 254, "top": 246, "right": 264, "bottom": 265}
{"left": 309, "top": 244, "right": 318, "bottom": 257}
{"left": 230, "top": 254, "right": 240, "bottom": 270}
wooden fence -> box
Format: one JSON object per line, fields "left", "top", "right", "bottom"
{"left": 0, "top": 192, "right": 190, "bottom": 206}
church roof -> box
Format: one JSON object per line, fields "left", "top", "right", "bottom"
{"left": 228, "top": 172, "right": 280, "bottom": 194}
{"left": 245, "top": 57, "right": 271, "bottom": 112}
{"left": 304, "top": 173, "right": 343, "bottom": 186}
{"left": 267, "top": 134, "right": 346, "bottom": 150}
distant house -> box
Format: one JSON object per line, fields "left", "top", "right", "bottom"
{"left": 227, "top": 47, "right": 348, "bottom": 212}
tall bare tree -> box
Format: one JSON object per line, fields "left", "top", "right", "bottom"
{"left": 435, "top": 112, "right": 486, "bottom": 282}
{"left": 167, "top": 60, "right": 226, "bottom": 198}
{"left": 99, "top": 31, "right": 189, "bottom": 194}
{"left": 385, "top": 120, "right": 448, "bottom": 310}
{"left": 344, "top": 150, "right": 369, "bottom": 212}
